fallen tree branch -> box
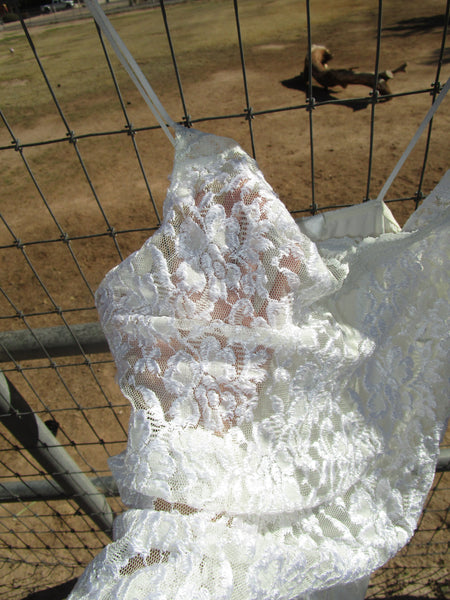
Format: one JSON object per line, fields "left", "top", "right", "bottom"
{"left": 302, "top": 45, "right": 407, "bottom": 97}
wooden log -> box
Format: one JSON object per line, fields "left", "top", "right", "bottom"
{"left": 302, "top": 45, "right": 407, "bottom": 96}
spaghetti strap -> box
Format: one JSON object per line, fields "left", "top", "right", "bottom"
{"left": 85, "top": 0, "right": 178, "bottom": 146}
{"left": 376, "top": 76, "right": 450, "bottom": 202}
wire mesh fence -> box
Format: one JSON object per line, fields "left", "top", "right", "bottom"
{"left": 0, "top": 0, "right": 449, "bottom": 598}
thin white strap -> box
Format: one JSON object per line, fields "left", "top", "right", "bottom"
{"left": 85, "top": 0, "right": 177, "bottom": 146}
{"left": 377, "top": 77, "right": 450, "bottom": 203}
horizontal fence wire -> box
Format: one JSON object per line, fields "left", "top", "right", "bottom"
{"left": 0, "top": 0, "right": 449, "bottom": 598}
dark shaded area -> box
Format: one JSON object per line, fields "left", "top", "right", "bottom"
{"left": 366, "top": 597, "right": 446, "bottom": 600}
{"left": 281, "top": 74, "right": 371, "bottom": 111}
{"left": 45, "top": 418, "right": 60, "bottom": 435}
{"left": 383, "top": 14, "right": 449, "bottom": 36}
{"left": 23, "top": 578, "right": 77, "bottom": 600}
{"left": 422, "top": 46, "right": 450, "bottom": 65}
{"left": 20, "top": 581, "right": 446, "bottom": 600}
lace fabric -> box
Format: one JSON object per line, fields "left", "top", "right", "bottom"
{"left": 69, "top": 129, "right": 449, "bottom": 600}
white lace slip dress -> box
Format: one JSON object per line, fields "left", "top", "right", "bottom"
{"left": 67, "top": 124, "right": 449, "bottom": 600}
{"left": 69, "top": 3, "right": 449, "bottom": 597}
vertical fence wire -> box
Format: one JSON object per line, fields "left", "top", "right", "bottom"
{"left": 416, "top": 0, "right": 450, "bottom": 206}
{"left": 95, "top": 23, "right": 162, "bottom": 224}
{"left": 17, "top": 11, "right": 124, "bottom": 261}
{"left": 0, "top": 287, "right": 117, "bottom": 457}
{"left": 364, "top": 0, "right": 383, "bottom": 202}
{"left": 0, "top": 113, "right": 97, "bottom": 300}
{"left": 233, "top": 0, "right": 256, "bottom": 158}
{"left": 158, "top": 0, "right": 191, "bottom": 128}
{"left": 305, "top": 0, "right": 317, "bottom": 214}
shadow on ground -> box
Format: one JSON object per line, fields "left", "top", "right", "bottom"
{"left": 281, "top": 74, "right": 372, "bottom": 111}
{"left": 383, "top": 14, "right": 449, "bottom": 36}
{"left": 23, "top": 578, "right": 77, "bottom": 600}
{"left": 422, "top": 46, "right": 450, "bottom": 65}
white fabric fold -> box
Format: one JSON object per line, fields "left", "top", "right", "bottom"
{"left": 69, "top": 130, "right": 449, "bottom": 600}
{"left": 296, "top": 199, "right": 401, "bottom": 242}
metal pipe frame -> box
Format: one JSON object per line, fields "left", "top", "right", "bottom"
{"left": 0, "top": 372, "right": 114, "bottom": 537}
{"left": 0, "top": 322, "right": 108, "bottom": 362}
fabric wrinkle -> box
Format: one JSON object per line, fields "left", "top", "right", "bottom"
{"left": 68, "top": 130, "right": 449, "bottom": 600}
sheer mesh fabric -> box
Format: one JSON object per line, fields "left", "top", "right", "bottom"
{"left": 68, "top": 129, "right": 449, "bottom": 600}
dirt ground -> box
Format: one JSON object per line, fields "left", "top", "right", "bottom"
{"left": 0, "top": 0, "right": 449, "bottom": 598}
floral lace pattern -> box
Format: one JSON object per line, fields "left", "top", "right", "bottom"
{"left": 69, "top": 131, "right": 449, "bottom": 600}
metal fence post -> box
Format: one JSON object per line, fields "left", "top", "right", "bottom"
{"left": 0, "top": 322, "right": 109, "bottom": 362}
{"left": 0, "top": 371, "right": 114, "bottom": 537}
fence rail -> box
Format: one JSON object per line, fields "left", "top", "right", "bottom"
{"left": 1, "top": 0, "right": 449, "bottom": 598}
